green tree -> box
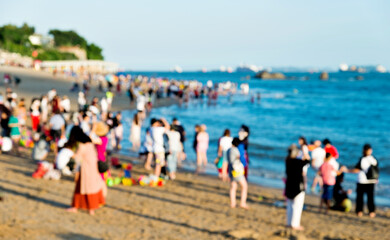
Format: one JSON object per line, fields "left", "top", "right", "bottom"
{"left": 0, "top": 23, "right": 35, "bottom": 56}
{"left": 0, "top": 23, "right": 34, "bottom": 45}
{"left": 49, "top": 29, "right": 88, "bottom": 49}
{"left": 36, "top": 49, "right": 78, "bottom": 61}
{"left": 0, "top": 24, "right": 105, "bottom": 61}
{"left": 87, "top": 43, "right": 104, "bottom": 60}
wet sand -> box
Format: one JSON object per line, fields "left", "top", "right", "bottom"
{"left": 0, "top": 66, "right": 390, "bottom": 240}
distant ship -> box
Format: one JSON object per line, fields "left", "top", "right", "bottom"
{"left": 339, "top": 64, "right": 386, "bottom": 73}
{"left": 219, "top": 65, "right": 227, "bottom": 72}
{"left": 376, "top": 65, "right": 386, "bottom": 73}
{"left": 236, "top": 64, "right": 262, "bottom": 73}
{"left": 172, "top": 65, "right": 183, "bottom": 73}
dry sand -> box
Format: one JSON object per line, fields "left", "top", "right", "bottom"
{"left": 1, "top": 150, "right": 390, "bottom": 240}
{"left": 0, "top": 66, "right": 390, "bottom": 240}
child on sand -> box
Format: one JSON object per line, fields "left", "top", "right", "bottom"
{"left": 319, "top": 153, "right": 345, "bottom": 213}
{"left": 227, "top": 137, "right": 248, "bottom": 209}
{"left": 332, "top": 173, "right": 352, "bottom": 212}
{"left": 8, "top": 111, "right": 21, "bottom": 155}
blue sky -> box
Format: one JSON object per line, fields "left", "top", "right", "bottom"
{"left": 1, "top": 0, "right": 389, "bottom": 71}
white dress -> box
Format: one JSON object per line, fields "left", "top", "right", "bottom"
{"left": 130, "top": 122, "right": 141, "bottom": 144}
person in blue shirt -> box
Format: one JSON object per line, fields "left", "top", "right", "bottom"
{"left": 238, "top": 125, "right": 250, "bottom": 179}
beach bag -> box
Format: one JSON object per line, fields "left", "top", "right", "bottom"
{"left": 366, "top": 162, "right": 379, "bottom": 180}
{"left": 98, "top": 160, "right": 109, "bottom": 173}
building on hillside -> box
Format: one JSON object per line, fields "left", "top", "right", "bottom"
{"left": 41, "top": 60, "right": 119, "bottom": 74}
{"left": 57, "top": 46, "right": 87, "bottom": 60}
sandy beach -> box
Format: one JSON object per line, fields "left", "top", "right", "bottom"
{"left": 1, "top": 148, "right": 390, "bottom": 240}
{"left": 0, "top": 67, "right": 390, "bottom": 240}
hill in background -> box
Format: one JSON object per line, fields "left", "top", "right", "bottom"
{"left": 0, "top": 23, "right": 104, "bottom": 61}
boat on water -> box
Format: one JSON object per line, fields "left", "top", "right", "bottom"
{"left": 172, "top": 65, "right": 183, "bottom": 73}
{"left": 236, "top": 64, "right": 262, "bottom": 73}
{"left": 339, "top": 64, "right": 387, "bottom": 73}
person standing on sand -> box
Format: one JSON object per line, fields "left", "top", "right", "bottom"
{"left": 347, "top": 144, "right": 378, "bottom": 218}
{"left": 49, "top": 110, "right": 65, "bottom": 156}
{"left": 196, "top": 124, "right": 209, "bottom": 174}
{"left": 113, "top": 112, "right": 123, "bottom": 150}
{"left": 217, "top": 129, "right": 232, "bottom": 180}
{"left": 3, "top": 73, "right": 11, "bottom": 87}
{"left": 100, "top": 97, "right": 108, "bottom": 114}
{"left": 60, "top": 96, "right": 71, "bottom": 114}
{"left": 238, "top": 125, "right": 250, "bottom": 179}
{"left": 16, "top": 99, "right": 27, "bottom": 127}
{"left": 8, "top": 110, "right": 21, "bottom": 155}
{"left": 40, "top": 95, "right": 49, "bottom": 123}
{"left": 67, "top": 126, "right": 106, "bottom": 216}
{"left": 167, "top": 125, "right": 182, "bottom": 180}
{"left": 285, "top": 144, "right": 310, "bottom": 231}
{"left": 91, "top": 122, "right": 110, "bottom": 180}
{"left": 30, "top": 98, "right": 41, "bottom": 132}
{"left": 141, "top": 127, "right": 154, "bottom": 170}
{"left": 47, "top": 88, "right": 57, "bottom": 103}
{"left": 310, "top": 140, "right": 326, "bottom": 193}
{"left": 172, "top": 118, "right": 186, "bottom": 166}
{"left": 130, "top": 112, "right": 141, "bottom": 151}
{"left": 193, "top": 124, "right": 200, "bottom": 155}
{"left": 228, "top": 137, "right": 248, "bottom": 209}
{"left": 150, "top": 118, "right": 170, "bottom": 180}
{"left": 298, "top": 136, "right": 311, "bottom": 161}
{"left": 319, "top": 153, "right": 345, "bottom": 214}
{"left": 78, "top": 92, "right": 86, "bottom": 111}
{"left": 0, "top": 97, "right": 11, "bottom": 138}
{"left": 298, "top": 136, "right": 311, "bottom": 189}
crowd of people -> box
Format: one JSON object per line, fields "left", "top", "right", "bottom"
{"left": 0, "top": 71, "right": 246, "bottom": 215}
{"left": 0, "top": 72, "right": 380, "bottom": 223}
{"left": 285, "top": 137, "right": 379, "bottom": 230}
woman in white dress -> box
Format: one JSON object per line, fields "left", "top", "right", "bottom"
{"left": 130, "top": 112, "right": 141, "bottom": 151}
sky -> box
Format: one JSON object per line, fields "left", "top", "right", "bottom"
{"left": 1, "top": 0, "right": 389, "bottom": 71}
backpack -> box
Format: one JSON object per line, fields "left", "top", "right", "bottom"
{"left": 366, "top": 162, "right": 379, "bottom": 180}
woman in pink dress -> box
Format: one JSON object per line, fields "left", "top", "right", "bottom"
{"left": 91, "top": 122, "right": 110, "bottom": 180}
{"left": 67, "top": 126, "right": 106, "bottom": 215}
{"left": 196, "top": 124, "right": 209, "bottom": 173}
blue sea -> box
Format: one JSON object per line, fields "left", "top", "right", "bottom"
{"left": 119, "top": 71, "right": 390, "bottom": 206}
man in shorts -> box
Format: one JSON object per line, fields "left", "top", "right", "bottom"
{"left": 311, "top": 140, "right": 326, "bottom": 193}
{"left": 228, "top": 137, "right": 248, "bottom": 209}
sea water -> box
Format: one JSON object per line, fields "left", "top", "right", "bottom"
{"left": 119, "top": 71, "right": 390, "bottom": 206}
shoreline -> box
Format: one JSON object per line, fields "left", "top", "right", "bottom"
{"left": 1, "top": 65, "right": 388, "bottom": 209}
{"left": 0, "top": 66, "right": 388, "bottom": 209}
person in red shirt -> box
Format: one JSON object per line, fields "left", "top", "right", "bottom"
{"left": 323, "top": 139, "right": 339, "bottom": 159}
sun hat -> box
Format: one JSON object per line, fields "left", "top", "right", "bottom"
{"left": 94, "top": 122, "right": 109, "bottom": 137}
